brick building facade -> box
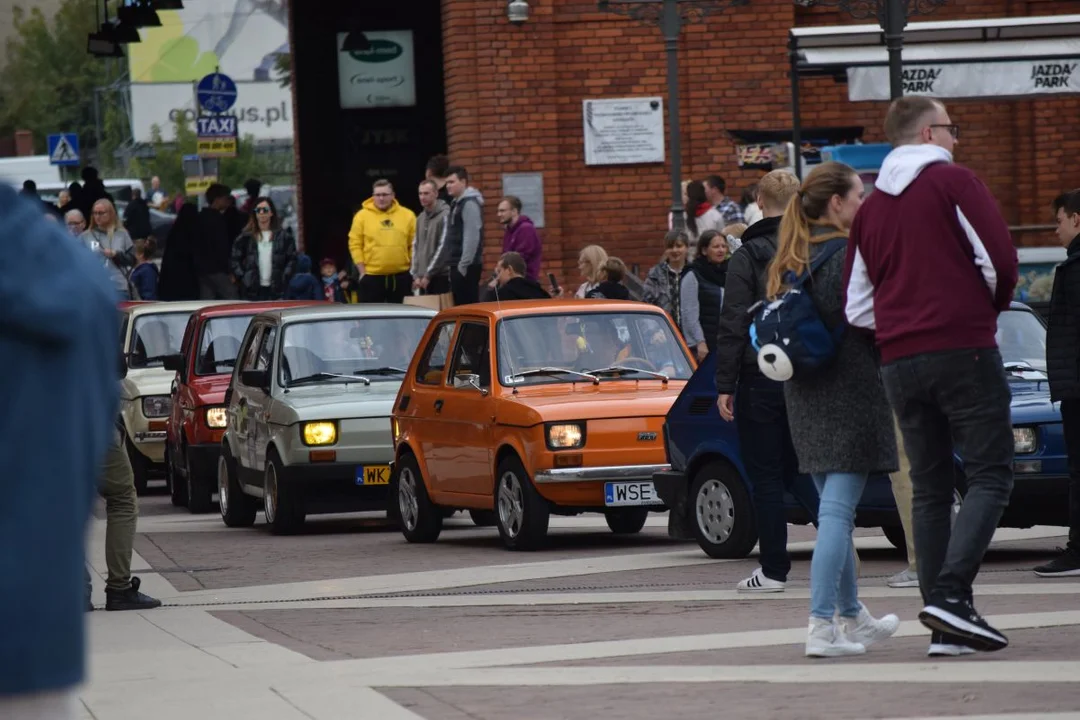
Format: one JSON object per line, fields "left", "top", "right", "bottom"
{"left": 291, "top": 0, "right": 1078, "bottom": 288}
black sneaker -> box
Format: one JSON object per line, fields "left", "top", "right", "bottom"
{"left": 928, "top": 630, "right": 976, "bottom": 657}
{"left": 1034, "top": 548, "right": 1080, "bottom": 578}
{"left": 105, "top": 576, "right": 162, "bottom": 611}
{"left": 918, "top": 596, "right": 1008, "bottom": 652}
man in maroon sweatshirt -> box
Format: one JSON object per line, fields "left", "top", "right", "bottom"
{"left": 843, "top": 96, "right": 1018, "bottom": 656}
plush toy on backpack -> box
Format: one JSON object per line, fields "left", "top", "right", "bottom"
{"left": 750, "top": 237, "right": 847, "bottom": 382}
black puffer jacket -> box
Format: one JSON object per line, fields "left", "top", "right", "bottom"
{"left": 691, "top": 255, "right": 727, "bottom": 354}
{"left": 714, "top": 216, "right": 780, "bottom": 394}
{"left": 230, "top": 228, "right": 297, "bottom": 299}
{"left": 1047, "top": 235, "right": 1080, "bottom": 402}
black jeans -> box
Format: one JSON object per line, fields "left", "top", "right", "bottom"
{"left": 451, "top": 264, "right": 482, "bottom": 306}
{"left": 1058, "top": 399, "right": 1080, "bottom": 554}
{"left": 735, "top": 373, "right": 800, "bottom": 582}
{"left": 882, "top": 348, "right": 1014, "bottom": 604}
{"left": 358, "top": 272, "right": 411, "bottom": 304}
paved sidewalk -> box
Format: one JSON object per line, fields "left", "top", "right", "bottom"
{"left": 80, "top": 509, "right": 1080, "bottom": 720}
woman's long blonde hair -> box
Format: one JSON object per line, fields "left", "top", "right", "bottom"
{"left": 91, "top": 198, "right": 122, "bottom": 241}
{"left": 578, "top": 244, "right": 608, "bottom": 284}
{"left": 765, "top": 162, "right": 857, "bottom": 300}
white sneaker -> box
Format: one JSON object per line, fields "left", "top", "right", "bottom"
{"left": 736, "top": 567, "right": 786, "bottom": 593}
{"left": 887, "top": 568, "right": 919, "bottom": 588}
{"left": 928, "top": 632, "right": 977, "bottom": 657}
{"left": 806, "top": 617, "right": 866, "bottom": 658}
{"left": 841, "top": 603, "right": 900, "bottom": 648}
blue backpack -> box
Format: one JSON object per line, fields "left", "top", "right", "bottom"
{"left": 750, "top": 238, "right": 846, "bottom": 382}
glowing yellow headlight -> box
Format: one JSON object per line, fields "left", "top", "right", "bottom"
{"left": 547, "top": 423, "right": 584, "bottom": 449}
{"left": 302, "top": 421, "right": 338, "bottom": 446}
{"left": 205, "top": 407, "right": 228, "bottom": 429}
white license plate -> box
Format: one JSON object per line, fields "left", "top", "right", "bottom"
{"left": 356, "top": 465, "right": 390, "bottom": 486}
{"left": 604, "top": 481, "right": 658, "bottom": 507}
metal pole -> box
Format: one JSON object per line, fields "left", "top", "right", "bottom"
{"left": 661, "top": 0, "right": 685, "bottom": 232}
{"left": 789, "top": 35, "right": 802, "bottom": 181}
{"left": 93, "top": 88, "right": 102, "bottom": 168}
{"left": 883, "top": 0, "right": 907, "bottom": 100}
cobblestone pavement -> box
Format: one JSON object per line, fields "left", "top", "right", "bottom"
{"left": 82, "top": 491, "right": 1080, "bottom": 720}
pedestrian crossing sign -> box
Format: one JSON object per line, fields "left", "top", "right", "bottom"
{"left": 47, "top": 133, "right": 80, "bottom": 167}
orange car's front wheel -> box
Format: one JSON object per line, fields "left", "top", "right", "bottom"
{"left": 495, "top": 456, "right": 549, "bottom": 551}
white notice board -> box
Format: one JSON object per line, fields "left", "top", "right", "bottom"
{"left": 583, "top": 97, "right": 665, "bottom": 166}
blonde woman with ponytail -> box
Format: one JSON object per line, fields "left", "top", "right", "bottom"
{"left": 767, "top": 162, "right": 901, "bottom": 658}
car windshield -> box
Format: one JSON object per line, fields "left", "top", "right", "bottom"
{"left": 279, "top": 317, "right": 430, "bottom": 386}
{"left": 129, "top": 312, "right": 189, "bottom": 368}
{"left": 196, "top": 316, "right": 254, "bottom": 376}
{"left": 997, "top": 309, "right": 1047, "bottom": 373}
{"left": 497, "top": 312, "right": 694, "bottom": 386}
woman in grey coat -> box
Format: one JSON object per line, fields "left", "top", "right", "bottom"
{"left": 80, "top": 198, "right": 134, "bottom": 299}
{"left": 765, "top": 162, "right": 900, "bottom": 658}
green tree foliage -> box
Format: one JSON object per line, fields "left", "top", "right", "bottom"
{"left": 273, "top": 52, "right": 291, "bottom": 89}
{"left": 0, "top": 0, "right": 111, "bottom": 155}
{"left": 132, "top": 117, "right": 294, "bottom": 199}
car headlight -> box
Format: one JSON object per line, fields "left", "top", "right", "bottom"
{"left": 302, "top": 421, "right": 338, "bottom": 446}
{"left": 1013, "top": 427, "right": 1037, "bottom": 454}
{"left": 205, "top": 407, "right": 228, "bottom": 429}
{"left": 546, "top": 422, "right": 584, "bottom": 450}
{"left": 142, "top": 395, "right": 172, "bottom": 418}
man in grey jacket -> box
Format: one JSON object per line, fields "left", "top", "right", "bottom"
{"left": 428, "top": 165, "right": 485, "bottom": 305}
{"left": 412, "top": 180, "right": 451, "bottom": 295}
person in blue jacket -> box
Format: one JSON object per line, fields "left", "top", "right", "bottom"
{"left": 0, "top": 184, "right": 119, "bottom": 717}
{"left": 129, "top": 238, "right": 160, "bottom": 301}
{"left": 285, "top": 253, "right": 321, "bottom": 300}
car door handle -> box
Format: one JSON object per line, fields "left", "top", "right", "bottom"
{"left": 434, "top": 399, "right": 444, "bottom": 413}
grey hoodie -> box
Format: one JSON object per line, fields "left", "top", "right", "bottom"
{"left": 80, "top": 227, "right": 134, "bottom": 298}
{"left": 412, "top": 199, "right": 450, "bottom": 279}
{"left": 428, "top": 186, "right": 485, "bottom": 276}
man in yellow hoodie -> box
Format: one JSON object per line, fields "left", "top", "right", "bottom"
{"left": 348, "top": 179, "right": 417, "bottom": 303}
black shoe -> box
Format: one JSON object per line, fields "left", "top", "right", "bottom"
{"left": 927, "top": 631, "right": 976, "bottom": 656}
{"left": 1034, "top": 548, "right": 1080, "bottom": 578}
{"left": 918, "top": 596, "right": 1008, "bottom": 652}
{"left": 105, "top": 576, "right": 162, "bottom": 611}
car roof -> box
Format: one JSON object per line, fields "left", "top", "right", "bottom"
{"left": 434, "top": 299, "right": 659, "bottom": 320}
{"left": 127, "top": 300, "right": 234, "bottom": 317}
{"left": 255, "top": 302, "right": 439, "bottom": 323}
{"left": 194, "top": 300, "right": 323, "bottom": 320}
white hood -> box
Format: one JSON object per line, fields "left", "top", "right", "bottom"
{"left": 875, "top": 144, "right": 953, "bottom": 196}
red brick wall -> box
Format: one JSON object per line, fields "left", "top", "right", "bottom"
{"left": 442, "top": 0, "right": 1080, "bottom": 288}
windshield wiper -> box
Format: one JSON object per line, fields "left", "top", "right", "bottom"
{"left": 509, "top": 367, "right": 599, "bottom": 384}
{"left": 352, "top": 366, "right": 406, "bottom": 376}
{"left": 1004, "top": 361, "right": 1038, "bottom": 374}
{"left": 587, "top": 365, "right": 669, "bottom": 383}
{"left": 289, "top": 371, "right": 369, "bottom": 387}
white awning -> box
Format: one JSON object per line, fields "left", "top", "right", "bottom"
{"left": 790, "top": 15, "right": 1080, "bottom": 101}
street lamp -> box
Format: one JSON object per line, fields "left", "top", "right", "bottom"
{"left": 799, "top": 0, "right": 948, "bottom": 100}
{"left": 598, "top": 0, "right": 748, "bottom": 232}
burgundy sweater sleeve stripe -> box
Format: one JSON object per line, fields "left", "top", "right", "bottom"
{"left": 954, "top": 178, "right": 1019, "bottom": 311}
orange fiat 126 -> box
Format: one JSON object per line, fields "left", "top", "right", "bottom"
{"left": 391, "top": 300, "right": 696, "bottom": 550}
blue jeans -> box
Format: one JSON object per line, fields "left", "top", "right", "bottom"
{"left": 735, "top": 375, "right": 800, "bottom": 582}
{"left": 810, "top": 472, "right": 866, "bottom": 619}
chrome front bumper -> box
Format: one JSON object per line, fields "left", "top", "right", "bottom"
{"left": 533, "top": 464, "right": 671, "bottom": 484}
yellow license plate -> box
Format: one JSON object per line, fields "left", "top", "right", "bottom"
{"left": 356, "top": 465, "right": 390, "bottom": 486}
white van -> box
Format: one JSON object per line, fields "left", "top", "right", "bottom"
{"left": 37, "top": 178, "right": 146, "bottom": 204}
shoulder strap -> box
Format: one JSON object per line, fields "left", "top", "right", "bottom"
{"left": 792, "top": 238, "right": 846, "bottom": 287}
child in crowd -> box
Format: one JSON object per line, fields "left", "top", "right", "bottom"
{"left": 285, "top": 254, "right": 321, "bottom": 300}
{"left": 585, "top": 257, "right": 631, "bottom": 300}
{"left": 129, "top": 238, "right": 159, "bottom": 301}
{"left": 320, "top": 257, "right": 346, "bottom": 303}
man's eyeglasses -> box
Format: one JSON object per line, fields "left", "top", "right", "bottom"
{"left": 929, "top": 124, "right": 960, "bottom": 139}
{"left": 66, "top": 221, "right": 84, "bottom": 227}
{"left": 255, "top": 206, "right": 272, "bottom": 214}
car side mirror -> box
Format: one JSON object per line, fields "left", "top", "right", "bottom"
{"left": 162, "top": 354, "right": 184, "bottom": 373}
{"left": 465, "top": 374, "right": 489, "bottom": 397}
{"left": 241, "top": 369, "right": 270, "bottom": 390}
